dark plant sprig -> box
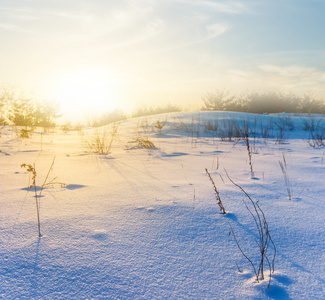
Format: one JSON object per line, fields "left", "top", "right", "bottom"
{"left": 205, "top": 168, "right": 226, "bottom": 214}
{"left": 154, "top": 120, "right": 167, "bottom": 133}
{"left": 279, "top": 152, "right": 292, "bottom": 201}
{"left": 21, "top": 163, "right": 41, "bottom": 237}
{"left": 21, "top": 156, "right": 66, "bottom": 237}
{"left": 241, "top": 121, "right": 254, "bottom": 178}
{"left": 225, "top": 169, "right": 276, "bottom": 288}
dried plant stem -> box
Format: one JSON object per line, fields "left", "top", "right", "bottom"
{"left": 229, "top": 222, "right": 258, "bottom": 280}
{"left": 242, "top": 121, "right": 254, "bottom": 178}
{"left": 225, "top": 169, "right": 276, "bottom": 288}
{"left": 34, "top": 182, "right": 42, "bottom": 237}
{"left": 85, "top": 124, "right": 119, "bottom": 154}
{"left": 40, "top": 156, "right": 56, "bottom": 195}
{"left": 279, "top": 152, "right": 292, "bottom": 201}
{"left": 235, "top": 261, "right": 242, "bottom": 273}
{"left": 134, "top": 136, "right": 156, "bottom": 149}
{"left": 21, "top": 163, "right": 42, "bottom": 237}
{"left": 205, "top": 168, "right": 226, "bottom": 214}
{"left": 21, "top": 157, "right": 66, "bottom": 237}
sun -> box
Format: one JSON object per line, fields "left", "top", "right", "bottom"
{"left": 51, "top": 67, "right": 120, "bottom": 120}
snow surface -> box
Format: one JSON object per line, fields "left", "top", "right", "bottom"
{"left": 1, "top": 111, "right": 325, "bottom": 299}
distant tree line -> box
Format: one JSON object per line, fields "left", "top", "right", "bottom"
{"left": 0, "top": 89, "right": 61, "bottom": 127}
{"left": 202, "top": 90, "right": 325, "bottom": 114}
{"left": 2, "top": 87, "right": 324, "bottom": 128}
{"left": 90, "top": 109, "right": 127, "bottom": 127}
{"left": 132, "top": 103, "right": 181, "bottom": 118}
{"left": 90, "top": 104, "right": 181, "bottom": 127}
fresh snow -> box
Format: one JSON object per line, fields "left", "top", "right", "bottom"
{"left": 1, "top": 111, "right": 325, "bottom": 299}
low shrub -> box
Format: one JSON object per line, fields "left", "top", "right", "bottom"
{"left": 127, "top": 136, "right": 156, "bottom": 149}
{"left": 84, "top": 124, "right": 119, "bottom": 154}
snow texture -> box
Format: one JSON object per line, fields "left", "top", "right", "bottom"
{"left": 1, "top": 111, "right": 325, "bottom": 299}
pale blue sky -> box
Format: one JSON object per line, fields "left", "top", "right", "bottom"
{"left": 1, "top": 0, "right": 325, "bottom": 117}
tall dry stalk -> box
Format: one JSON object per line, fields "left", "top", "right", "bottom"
{"left": 225, "top": 169, "right": 276, "bottom": 288}
{"left": 241, "top": 121, "right": 254, "bottom": 178}
{"left": 21, "top": 156, "right": 65, "bottom": 237}
{"left": 21, "top": 163, "right": 41, "bottom": 237}
{"left": 85, "top": 124, "right": 119, "bottom": 154}
{"left": 205, "top": 168, "right": 226, "bottom": 214}
{"left": 279, "top": 152, "right": 292, "bottom": 201}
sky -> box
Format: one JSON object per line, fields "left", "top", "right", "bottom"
{"left": 1, "top": 0, "right": 325, "bottom": 120}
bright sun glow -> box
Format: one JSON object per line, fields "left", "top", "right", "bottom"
{"left": 51, "top": 67, "right": 120, "bottom": 120}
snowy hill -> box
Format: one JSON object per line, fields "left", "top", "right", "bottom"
{"left": 1, "top": 111, "right": 324, "bottom": 299}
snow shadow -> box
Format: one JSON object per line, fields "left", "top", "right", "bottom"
{"left": 263, "top": 284, "right": 291, "bottom": 300}
{"left": 65, "top": 184, "right": 86, "bottom": 190}
{"left": 224, "top": 212, "right": 238, "bottom": 222}
{"left": 21, "top": 185, "right": 42, "bottom": 191}
{"left": 162, "top": 152, "right": 189, "bottom": 157}
{"left": 153, "top": 132, "right": 181, "bottom": 139}
{"left": 0, "top": 150, "right": 10, "bottom": 155}
{"left": 272, "top": 273, "right": 293, "bottom": 286}
{"left": 21, "top": 184, "right": 85, "bottom": 191}
{"left": 258, "top": 273, "right": 293, "bottom": 299}
{"left": 90, "top": 231, "right": 108, "bottom": 241}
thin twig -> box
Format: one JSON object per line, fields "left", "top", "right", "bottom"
{"left": 206, "top": 168, "right": 226, "bottom": 214}
{"left": 228, "top": 222, "right": 259, "bottom": 282}
{"left": 225, "top": 169, "right": 276, "bottom": 287}
{"left": 40, "top": 156, "right": 56, "bottom": 195}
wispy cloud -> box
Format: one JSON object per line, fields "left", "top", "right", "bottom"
{"left": 0, "top": 6, "right": 33, "bottom": 14}
{"left": 88, "top": 18, "right": 166, "bottom": 52}
{"left": 0, "top": 22, "right": 47, "bottom": 36}
{"left": 206, "top": 23, "right": 228, "bottom": 38}
{"left": 259, "top": 64, "right": 325, "bottom": 79}
{"left": 198, "top": 1, "right": 247, "bottom": 14}
{"left": 176, "top": 0, "right": 247, "bottom": 14}
{"left": 3, "top": 0, "right": 324, "bottom": 103}
{"left": 0, "top": 1, "right": 231, "bottom": 45}
{"left": 166, "top": 23, "right": 228, "bottom": 50}
{"left": 93, "top": 22, "right": 229, "bottom": 58}
{"left": 258, "top": 64, "right": 325, "bottom": 92}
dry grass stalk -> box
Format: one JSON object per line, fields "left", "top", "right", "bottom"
{"left": 127, "top": 134, "right": 156, "bottom": 149}
{"left": 307, "top": 126, "right": 325, "bottom": 148}
{"left": 134, "top": 137, "right": 156, "bottom": 149}
{"left": 205, "top": 168, "right": 226, "bottom": 214}
{"left": 85, "top": 124, "right": 119, "bottom": 154}
{"left": 21, "top": 163, "right": 41, "bottom": 237}
{"left": 225, "top": 169, "right": 276, "bottom": 288}
{"left": 279, "top": 152, "right": 292, "bottom": 201}
{"left": 21, "top": 156, "right": 66, "bottom": 237}
{"left": 241, "top": 121, "right": 254, "bottom": 178}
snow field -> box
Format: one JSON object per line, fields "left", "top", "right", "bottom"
{"left": 1, "top": 112, "right": 325, "bottom": 299}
